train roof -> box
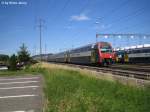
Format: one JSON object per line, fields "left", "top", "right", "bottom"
{"left": 71, "top": 42, "right": 111, "bottom": 49}
{"left": 53, "top": 42, "right": 111, "bottom": 55}
{"left": 129, "top": 46, "right": 150, "bottom": 51}
{"left": 69, "top": 42, "right": 111, "bottom": 52}
{"left": 114, "top": 44, "right": 150, "bottom": 51}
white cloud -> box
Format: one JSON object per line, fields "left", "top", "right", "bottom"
{"left": 70, "top": 14, "right": 90, "bottom": 21}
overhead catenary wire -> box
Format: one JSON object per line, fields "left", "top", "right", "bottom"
{"left": 50, "top": 0, "right": 71, "bottom": 26}
{"left": 95, "top": 0, "right": 131, "bottom": 22}
{"left": 68, "top": 0, "right": 148, "bottom": 47}
{"left": 35, "top": 0, "right": 71, "bottom": 54}
{"left": 90, "top": 0, "right": 131, "bottom": 27}
{"left": 43, "top": 0, "right": 149, "bottom": 52}
{"left": 116, "top": 19, "right": 150, "bottom": 33}
{"left": 103, "top": 7, "right": 146, "bottom": 32}
{"left": 80, "top": 1, "right": 147, "bottom": 44}
{"left": 69, "top": 0, "right": 131, "bottom": 44}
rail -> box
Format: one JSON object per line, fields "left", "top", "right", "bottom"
{"left": 49, "top": 62, "right": 150, "bottom": 81}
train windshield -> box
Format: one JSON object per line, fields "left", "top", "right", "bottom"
{"left": 100, "top": 44, "right": 112, "bottom": 53}
{"left": 101, "top": 49, "right": 112, "bottom": 53}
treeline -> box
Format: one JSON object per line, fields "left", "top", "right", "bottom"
{"left": 0, "top": 43, "right": 35, "bottom": 70}
{"left": 0, "top": 54, "right": 9, "bottom": 65}
{"left": 0, "top": 54, "right": 9, "bottom": 61}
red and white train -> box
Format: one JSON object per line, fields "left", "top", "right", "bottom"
{"left": 46, "top": 42, "right": 114, "bottom": 66}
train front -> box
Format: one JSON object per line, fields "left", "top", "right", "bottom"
{"left": 98, "top": 42, "right": 113, "bottom": 65}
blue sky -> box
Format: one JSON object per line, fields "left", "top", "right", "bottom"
{"left": 0, "top": 0, "right": 150, "bottom": 55}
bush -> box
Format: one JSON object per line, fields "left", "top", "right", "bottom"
{"left": 9, "top": 54, "right": 17, "bottom": 70}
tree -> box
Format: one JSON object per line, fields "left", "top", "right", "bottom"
{"left": 0, "top": 54, "right": 9, "bottom": 61}
{"left": 9, "top": 54, "right": 17, "bottom": 70}
{"left": 17, "top": 43, "right": 30, "bottom": 64}
{"left": 0, "top": 54, "right": 9, "bottom": 65}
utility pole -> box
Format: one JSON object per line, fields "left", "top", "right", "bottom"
{"left": 95, "top": 18, "right": 101, "bottom": 43}
{"left": 32, "top": 45, "right": 36, "bottom": 56}
{"left": 45, "top": 44, "right": 47, "bottom": 54}
{"left": 96, "top": 34, "right": 98, "bottom": 43}
{"left": 34, "top": 45, "right": 37, "bottom": 55}
{"left": 37, "top": 18, "right": 45, "bottom": 61}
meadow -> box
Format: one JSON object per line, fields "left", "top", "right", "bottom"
{"left": 29, "top": 63, "right": 150, "bottom": 112}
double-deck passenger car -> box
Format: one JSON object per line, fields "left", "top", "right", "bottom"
{"left": 128, "top": 47, "right": 150, "bottom": 63}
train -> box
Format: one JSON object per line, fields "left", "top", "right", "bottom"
{"left": 33, "top": 42, "right": 114, "bottom": 66}
{"left": 114, "top": 44, "right": 150, "bottom": 64}
{"left": 33, "top": 43, "right": 150, "bottom": 65}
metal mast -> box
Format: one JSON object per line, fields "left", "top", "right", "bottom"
{"left": 37, "top": 18, "right": 45, "bottom": 61}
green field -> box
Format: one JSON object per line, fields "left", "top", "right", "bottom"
{"left": 1, "top": 64, "right": 150, "bottom": 112}
{"left": 28, "top": 65, "right": 150, "bottom": 112}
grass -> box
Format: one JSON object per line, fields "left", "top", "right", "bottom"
{"left": 27, "top": 63, "right": 150, "bottom": 112}
{"left": 0, "top": 63, "right": 150, "bottom": 112}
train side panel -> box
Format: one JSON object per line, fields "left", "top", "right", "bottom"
{"left": 128, "top": 52, "right": 150, "bottom": 63}
{"left": 69, "top": 50, "right": 91, "bottom": 64}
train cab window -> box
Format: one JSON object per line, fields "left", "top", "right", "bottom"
{"left": 100, "top": 45, "right": 111, "bottom": 49}
{"left": 101, "top": 49, "right": 112, "bottom": 53}
{"left": 100, "top": 44, "right": 112, "bottom": 53}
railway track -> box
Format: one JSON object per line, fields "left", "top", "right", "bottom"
{"left": 111, "top": 64, "right": 150, "bottom": 73}
{"left": 49, "top": 62, "right": 150, "bottom": 81}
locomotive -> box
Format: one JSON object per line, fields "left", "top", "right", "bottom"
{"left": 114, "top": 50, "right": 129, "bottom": 63}
{"left": 47, "top": 42, "right": 114, "bottom": 66}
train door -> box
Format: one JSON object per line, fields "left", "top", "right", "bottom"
{"left": 64, "top": 53, "right": 67, "bottom": 62}
{"left": 91, "top": 49, "right": 96, "bottom": 63}
{"left": 67, "top": 51, "right": 70, "bottom": 63}
{"left": 64, "top": 51, "right": 70, "bottom": 63}
{"left": 91, "top": 45, "right": 99, "bottom": 64}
